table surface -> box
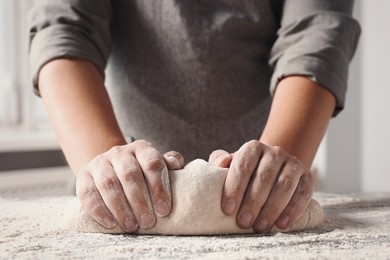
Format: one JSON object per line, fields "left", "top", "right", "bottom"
{"left": 1, "top": 192, "right": 390, "bottom": 259}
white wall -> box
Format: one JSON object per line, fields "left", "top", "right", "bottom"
{"left": 360, "top": 0, "right": 390, "bottom": 192}
{"left": 0, "top": 0, "right": 18, "bottom": 126}
{"left": 322, "top": 0, "right": 390, "bottom": 193}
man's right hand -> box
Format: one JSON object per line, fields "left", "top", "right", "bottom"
{"left": 38, "top": 60, "right": 185, "bottom": 232}
{"left": 76, "top": 140, "right": 184, "bottom": 232}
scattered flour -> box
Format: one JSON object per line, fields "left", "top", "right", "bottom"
{"left": 1, "top": 193, "right": 390, "bottom": 259}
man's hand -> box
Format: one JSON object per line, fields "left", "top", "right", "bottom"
{"left": 38, "top": 59, "right": 185, "bottom": 232}
{"left": 76, "top": 140, "right": 184, "bottom": 232}
{"left": 209, "top": 140, "right": 314, "bottom": 233}
{"left": 208, "top": 76, "right": 335, "bottom": 233}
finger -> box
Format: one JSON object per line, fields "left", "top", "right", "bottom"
{"left": 92, "top": 157, "right": 139, "bottom": 232}
{"left": 111, "top": 154, "right": 157, "bottom": 230}
{"left": 134, "top": 141, "right": 172, "bottom": 217}
{"left": 222, "top": 140, "right": 262, "bottom": 215}
{"left": 253, "top": 157, "right": 305, "bottom": 233}
{"left": 163, "top": 151, "right": 185, "bottom": 170}
{"left": 76, "top": 169, "right": 118, "bottom": 229}
{"left": 236, "top": 147, "right": 285, "bottom": 229}
{"left": 209, "top": 149, "right": 233, "bottom": 168}
{"left": 275, "top": 172, "right": 314, "bottom": 229}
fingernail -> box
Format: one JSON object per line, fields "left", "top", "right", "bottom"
{"left": 216, "top": 156, "right": 226, "bottom": 167}
{"left": 156, "top": 200, "right": 170, "bottom": 216}
{"left": 279, "top": 215, "right": 290, "bottom": 228}
{"left": 217, "top": 154, "right": 232, "bottom": 168}
{"left": 103, "top": 216, "right": 117, "bottom": 228}
{"left": 167, "top": 156, "right": 177, "bottom": 163}
{"left": 124, "top": 217, "right": 138, "bottom": 232}
{"left": 222, "top": 199, "right": 236, "bottom": 215}
{"left": 238, "top": 212, "right": 253, "bottom": 228}
{"left": 140, "top": 213, "right": 155, "bottom": 228}
{"left": 167, "top": 156, "right": 179, "bottom": 169}
{"left": 215, "top": 155, "right": 224, "bottom": 165}
{"left": 256, "top": 218, "right": 269, "bottom": 232}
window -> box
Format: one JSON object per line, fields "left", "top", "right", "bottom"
{"left": 0, "top": 0, "right": 58, "bottom": 151}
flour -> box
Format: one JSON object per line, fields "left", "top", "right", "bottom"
{"left": 1, "top": 188, "right": 390, "bottom": 259}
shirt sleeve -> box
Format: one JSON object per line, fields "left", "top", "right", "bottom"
{"left": 28, "top": 0, "right": 112, "bottom": 95}
{"left": 268, "top": 0, "right": 361, "bottom": 116}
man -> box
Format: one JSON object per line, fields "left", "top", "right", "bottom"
{"left": 29, "top": 0, "right": 360, "bottom": 233}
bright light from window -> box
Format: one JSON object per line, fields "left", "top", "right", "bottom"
{"left": 0, "top": 0, "right": 56, "bottom": 150}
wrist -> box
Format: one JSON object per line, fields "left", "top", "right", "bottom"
{"left": 260, "top": 76, "right": 335, "bottom": 167}
{"left": 65, "top": 134, "right": 127, "bottom": 175}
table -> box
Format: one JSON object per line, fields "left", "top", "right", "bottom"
{"left": 1, "top": 193, "right": 389, "bottom": 259}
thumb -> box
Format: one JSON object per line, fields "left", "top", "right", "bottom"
{"left": 163, "top": 151, "right": 185, "bottom": 170}
{"left": 208, "top": 149, "right": 233, "bottom": 168}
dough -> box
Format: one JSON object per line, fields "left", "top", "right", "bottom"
{"left": 64, "top": 159, "right": 324, "bottom": 235}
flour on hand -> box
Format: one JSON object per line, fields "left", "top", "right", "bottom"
{"left": 64, "top": 159, "right": 324, "bottom": 235}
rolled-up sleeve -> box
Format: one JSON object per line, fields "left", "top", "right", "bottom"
{"left": 269, "top": 0, "right": 361, "bottom": 116}
{"left": 28, "top": 0, "right": 112, "bottom": 95}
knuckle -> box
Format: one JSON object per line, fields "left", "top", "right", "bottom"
{"left": 246, "top": 197, "right": 264, "bottom": 210}
{"left": 247, "top": 139, "right": 259, "bottom": 146}
{"left": 302, "top": 171, "right": 314, "bottom": 188}
{"left": 144, "top": 158, "right": 165, "bottom": 173}
{"left": 119, "top": 164, "right": 139, "bottom": 182}
{"left": 261, "top": 204, "right": 278, "bottom": 217}
{"left": 120, "top": 169, "right": 137, "bottom": 183}
{"left": 289, "top": 156, "right": 299, "bottom": 165}
{"left": 288, "top": 156, "right": 302, "bottom": 169}
{"left": 260, "top": 157, "right": 276, "bottom": 172}
{"left": 76, "top": 185, "right": 96, "bottom": 200}
{"left": 285, "top": 159, "right": 304, "bottom": 176}
{"left": 75, "top": 175, "right": 95, "bottom": 199}
{"left": 288, "top": 193, "right": 310, "bottom": 215}
{"left": 272, "top": 146, "right": 284, "bottom": 156}
{"left": 151, "top": 185, "right": 168, "bottom": 198}
{"left": 133, "top": 139, "right": 150, "bottom": 147}
{"left": 110, "top": 145, "right": 122, "bottom": 153}
{"left": 278, "top": 176, "right": 294, "bottom": 191}
{"left": 306, "top": 170, "right": 314, "bottom": 182}
{"left": 285, "top": 199, "right": 297, "bottom": 212}
{"left": 298, "top": 178, "right": 314, "bottom": 199}
{"left": 113, "top": 203, "right": 128, "bottom": 218}
{"left": 247, "top": 140, "right": 262, "bottom": 152}
{"left": 239, "top": 162, "right": 252, "bottom": 175}
{"left": 91, "top": 154, "right": 109, "bottom": 167}
{"left": 298, "top": 186, "right": 313, "bottom": 201}
{"left": 99, "top": 176, "right": 119, "bottom": 191}
{"left": 258, "top": 170, "right": 274, "bottom": 184}
{"left": 89, "top": 200, "right": 105, "bottom": 215}
{"left": 109, "top": 145, "right": 122, "bottom": 154}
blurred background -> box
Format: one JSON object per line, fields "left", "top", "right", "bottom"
{"left": 0, "top": 0, "right": 389, "bottom": 198}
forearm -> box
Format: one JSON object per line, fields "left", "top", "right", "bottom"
{"left": 260, "top": 76, "right": 336, "bottom": 167}
{"left": 38, "top": 59, "right": 126, "bottom": 173}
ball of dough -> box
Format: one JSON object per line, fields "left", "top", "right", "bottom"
{"left": 64, "top": 159, "right": 324, "bottom": 235}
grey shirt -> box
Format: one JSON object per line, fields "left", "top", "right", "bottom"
{"left": 29, "top": 0, "right": 360, "bottom": 161}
